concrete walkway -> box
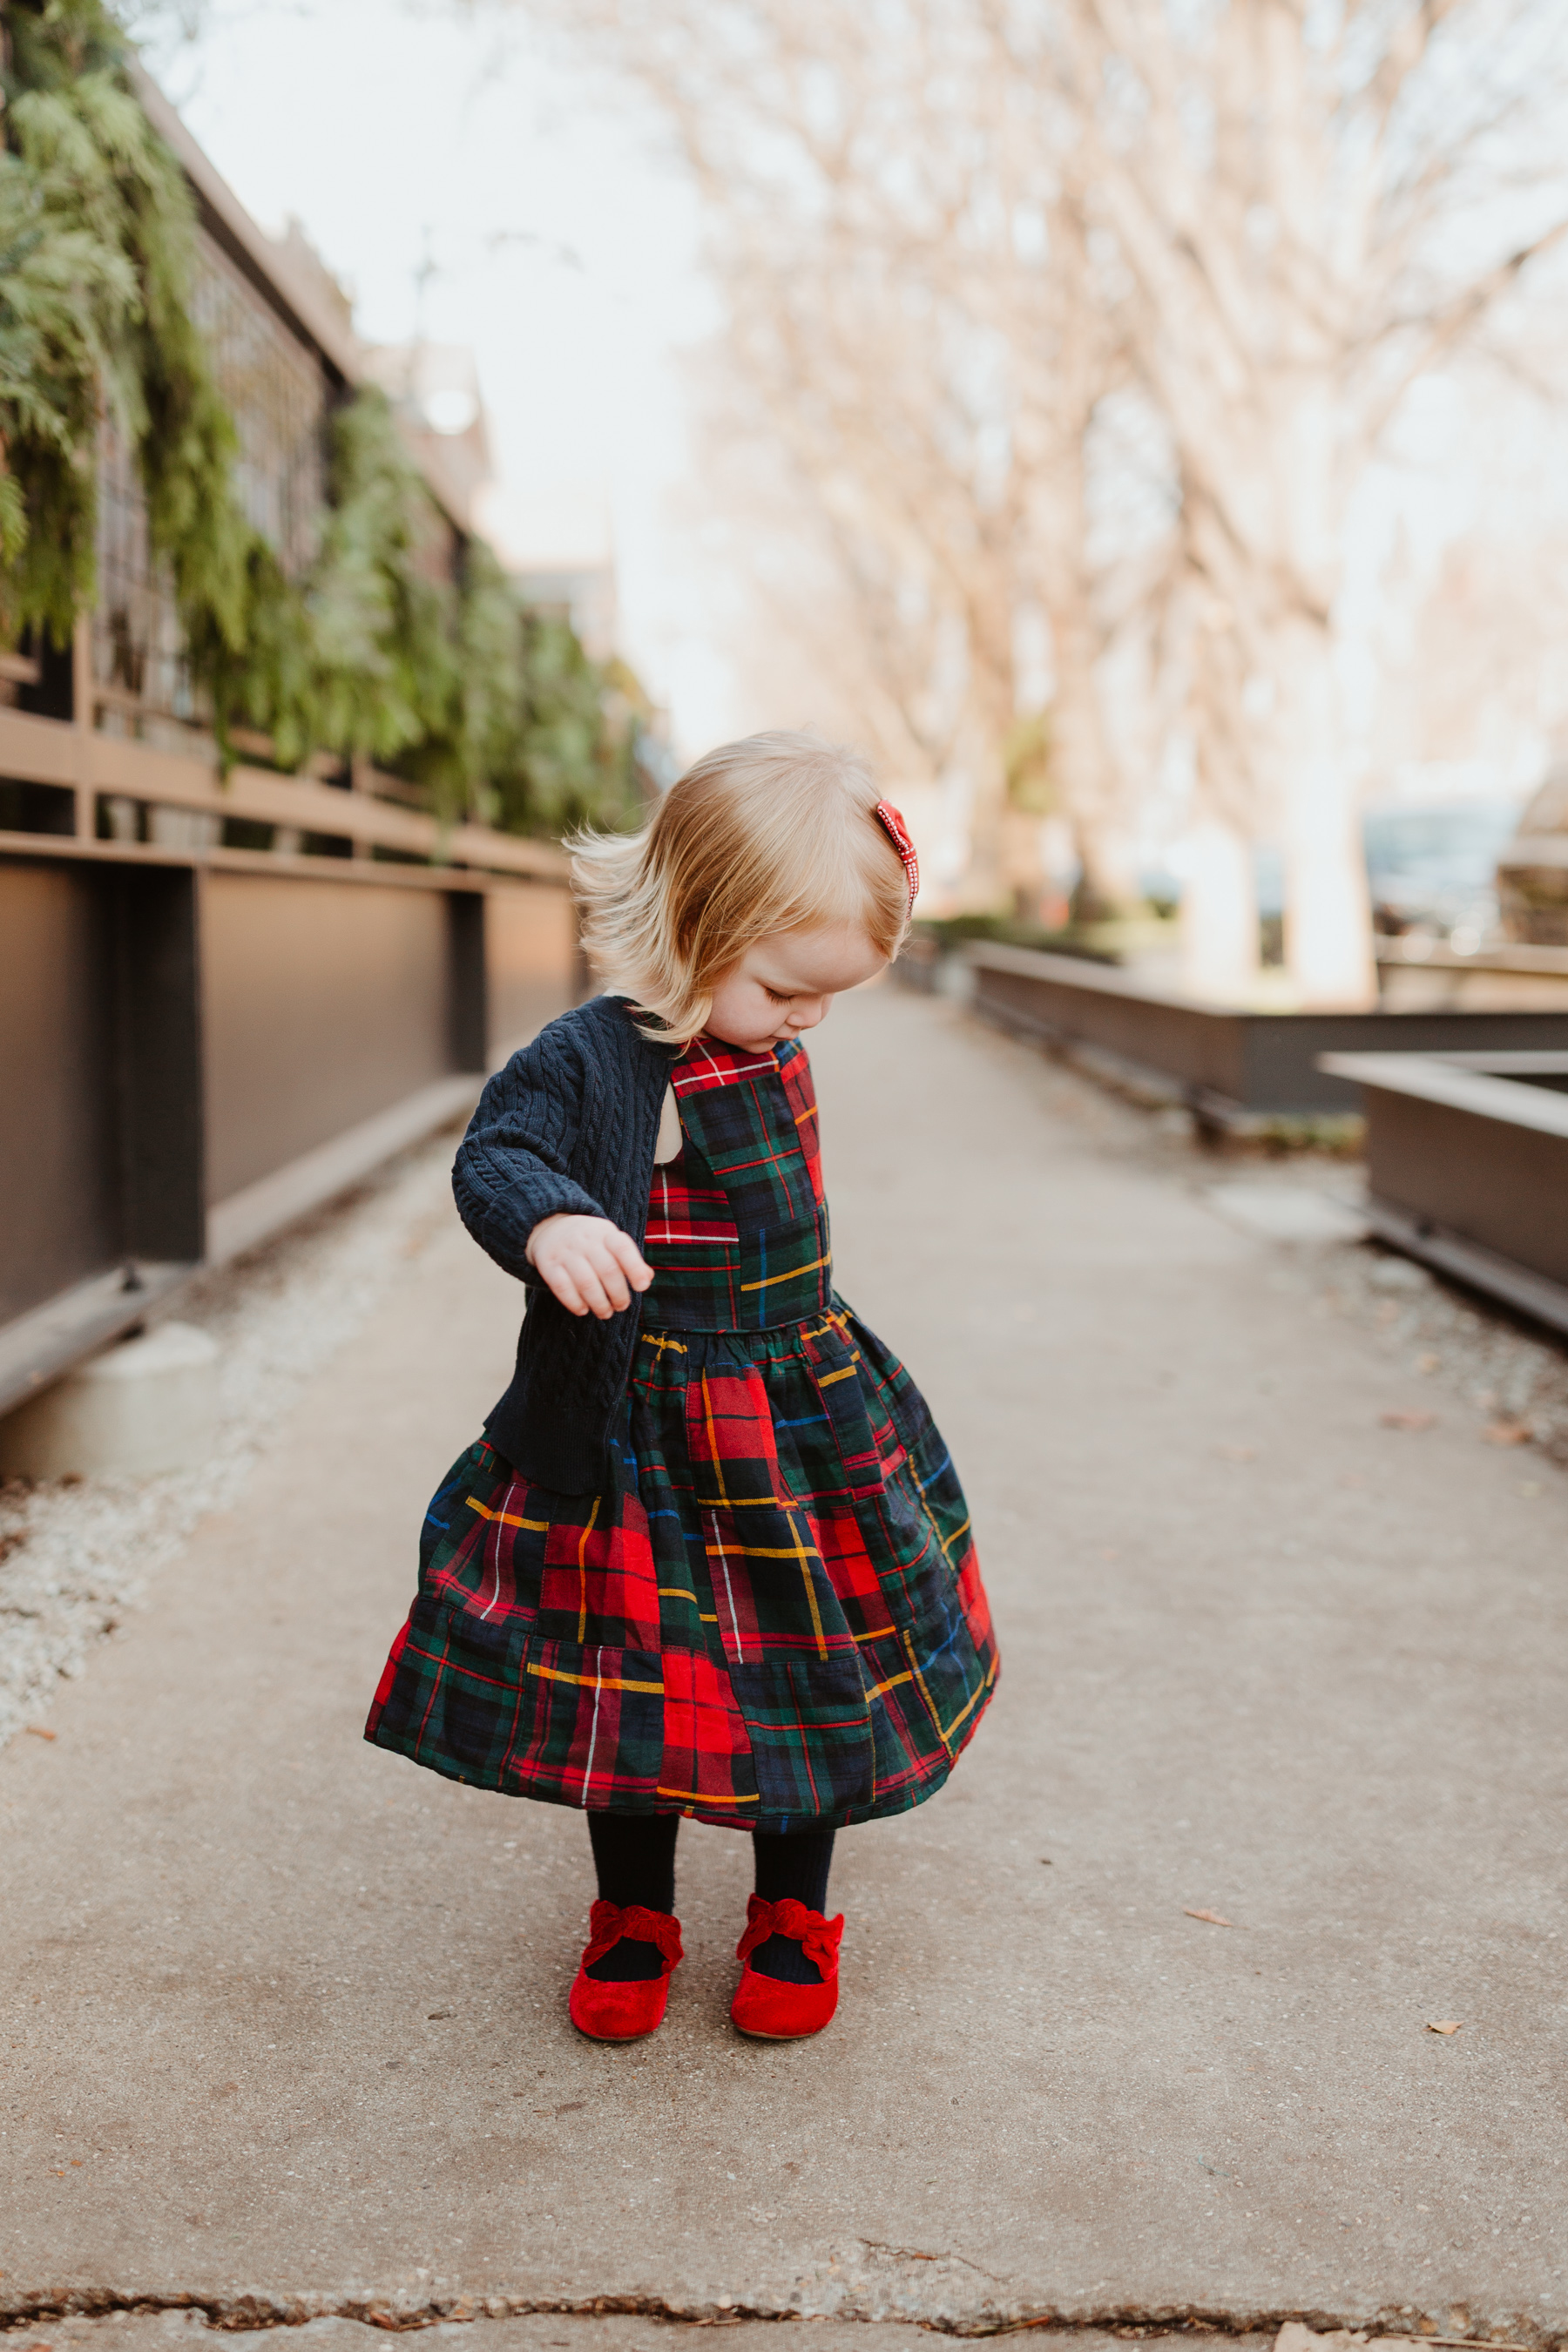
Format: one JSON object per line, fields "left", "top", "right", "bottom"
{"left": 3, "top": 983, "right": 1565, "bottom": 2337}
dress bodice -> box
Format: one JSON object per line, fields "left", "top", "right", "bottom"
{"left": 642, "top": 1034, "right": 832, "bottom": 1330}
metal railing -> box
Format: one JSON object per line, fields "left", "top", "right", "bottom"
{"left": 0, "top": 700, "right": 577, "bottom": 1420}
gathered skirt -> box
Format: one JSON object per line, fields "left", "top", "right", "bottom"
{"left": 365, "top": 1300, "right": 997, "bottom": 1834}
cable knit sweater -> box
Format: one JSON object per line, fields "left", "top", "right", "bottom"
{"left": 452, "top": 993, "right": 679, "bottom": 1492}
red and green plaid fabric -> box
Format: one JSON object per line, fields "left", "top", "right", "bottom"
{"left": 644, "top": 1034, "right": 830, "bottom": 1329}
{"left": 366, "top": 1032, "right": 997, "bottom": 1833}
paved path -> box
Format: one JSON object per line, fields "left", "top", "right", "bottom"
{"left": 3, "top": 983, "right": 1565, "bottom": 2336}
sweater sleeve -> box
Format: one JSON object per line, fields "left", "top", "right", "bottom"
{"left": 452, "top": 1024, "right": 611, "bottom": 1285}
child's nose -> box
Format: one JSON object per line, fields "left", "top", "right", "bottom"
{"left": 788, "top": 996, "right": 830, "bottom": 1031}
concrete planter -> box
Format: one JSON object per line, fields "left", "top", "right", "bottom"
{"left": 970, "top": 942, "right": 1568, "bottom": 1128}
{"left": 1318, "top": 1050, "right": 1568, "bottom": 1335}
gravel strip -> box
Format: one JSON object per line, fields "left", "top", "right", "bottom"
{"left": 0, "top": 1125, "right": 463, "bottom": 1753}
{"left": 1314, "top": 1240, "right": 1568, "bottom": 1470}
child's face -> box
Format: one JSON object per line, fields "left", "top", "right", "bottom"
{"left": 706, "top": 923, "right": 887, "bottom": 1051}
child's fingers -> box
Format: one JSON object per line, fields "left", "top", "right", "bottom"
{"left": 585, "top": 1243, "right": 632, "bottom": 1314}
{"left": 533, "top": 1220, "right": 645, "bottom": 1316}
{"left": 542, "top": 1260, "right": 591, "bottom": 1316}
{"left": 565, "top": 1252, "right": 618, "bottom": 1319}
{"left": 606, "top": 1229, "right": 653, "bottom": 1291}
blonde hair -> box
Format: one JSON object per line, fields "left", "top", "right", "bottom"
{"left": 571, "top": 729, "right": 911, "bottom": 1044}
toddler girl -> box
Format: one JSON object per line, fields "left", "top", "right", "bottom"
{"left": 366, "top": 731, "right": 997, "bottom": 2041}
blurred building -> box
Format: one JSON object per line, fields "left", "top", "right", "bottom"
{"left": 357, "top": 339, "right": 495, "bottom": 534}
{"left": 476, "top": 481, "right": 619, "bottom": 664}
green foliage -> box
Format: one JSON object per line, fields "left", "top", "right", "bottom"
{"left": 308, "top": 389, "right": 460, "bottom": 770}
{"left": 0, "top": 7, "right": 146, "bottom": 638}
{"left": 495, "top": 621, "right": 645, "bottom": 836}
{"left": 0, "top": 0, "right": 635, "bottom": 841}
{"left": 3, "top": 0, "right": 250, "bottom": 659}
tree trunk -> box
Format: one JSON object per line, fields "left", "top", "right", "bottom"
{"left": 1274, "top": 616, "right": 1377, "bottom": 1008}
{"left": 1179, "top": 813, "right": 1259, "bottom": 1002}
{"left": 952, "top": 715, "right": 1009, "bottom": 911}
{"left": 1073, "top": 811, "right": 1141, "bottom": 919}
{"left": 1001, "top": 807, "right": 1047, "bottom": 923}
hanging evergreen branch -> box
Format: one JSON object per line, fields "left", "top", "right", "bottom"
{"left": 0, "top": 0, "right": 642, "bottom": 840}
{"left": 308, "top": 388, "right": 462, "bottom": 774}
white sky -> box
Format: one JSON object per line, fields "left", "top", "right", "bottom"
{"left": 134, "top": 2, "right": 1568, "bottom": 819}
{"left": 139, "top": 0, "right": 731, "bottom": 753}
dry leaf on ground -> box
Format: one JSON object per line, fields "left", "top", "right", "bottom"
{"left": 1381, "top": 1409, "right": 1436, "bottom": 1430}
{"left": 1426, "top": 2018, "right": 1463, "bottom": 2035}
{"left": 24, "top": 1725, "right": 56, "bottom": 1740}
{"left": 1484, "top": 1420, "right": 1531, "bottom": 1446}
{"left": 1184, "top": 1906, "right": 1235, "bottom": 1927}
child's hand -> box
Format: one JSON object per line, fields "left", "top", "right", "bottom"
{"left": 526, "top": 1213, "right": 653, "bottom": 1319}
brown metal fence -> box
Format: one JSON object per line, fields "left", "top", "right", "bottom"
{"left": 0, "top": 741, "right": 578, "bottom": 1417}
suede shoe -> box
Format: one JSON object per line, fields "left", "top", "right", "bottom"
{"left": 568, "top": 1899, "right": 683, "bottom": 2041}
{"left": 729, "top": 1893, "right": 842, "bottom": 2039}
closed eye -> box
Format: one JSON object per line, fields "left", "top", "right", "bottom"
{"left": 763, "top": 986, "right": 794, "bottom": 1004}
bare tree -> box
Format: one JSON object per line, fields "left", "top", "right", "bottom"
{"left": 503, "top": 0, "right": 1568, "bottom": 993}
{"left": 992, "top": 0, "right": 1568, "bottom": 1000}
{"left": 515, "top": 0, "right": 1142, "bottom": 910}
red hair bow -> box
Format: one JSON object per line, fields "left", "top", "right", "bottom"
{"left": 873, "top": 799, "right": 920, "bottom": 913}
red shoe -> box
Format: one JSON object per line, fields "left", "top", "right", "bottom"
{"left": 729, "top": 1894, "right": 843, "bottom": 2040}
{"left": 567, "top": 1900, "right": 683, "bottom": 2041}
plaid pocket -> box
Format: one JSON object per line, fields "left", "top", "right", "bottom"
{"left": 656, "top": 1647, "right": 760, "bottom": 1816}
{"left": 857, "top": 1629, "right": 953, "bottom": 1800}
{"left": 505, "top": 1637, "right": 666, "bottom": 1807}
{"left": 367, "top": 1585, "right": 532, "bottom": 1790}
{"left": 728, "top": 1653, "right": 875, "bottom": 1821}
{"left": 425, "top": 1447, "right": 548, "bottom": 1638}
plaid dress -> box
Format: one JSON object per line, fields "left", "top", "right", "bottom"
{"left": 365, "top": 1031, "right": 997, "bottom": 1833}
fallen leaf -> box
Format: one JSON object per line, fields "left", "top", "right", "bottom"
{"left": 426, "top": 2008, "right": 455, "bottom": 2020}
{"left": 1484, "top": 1420, "right": 1531, "bottom": 1447}
{"left": 1184, "top": 1907, "right": 1235, "bottom": 1927}
{"left": 1215, "top": 1443, "right": 1257, "bottom": 1462}
{"left": 1381, "top": 1410, "right": 1436, "bottom": 1431}
{"left": 1417, "top": 1352, "right": 1441, "bottom": 1373}
{"left": 24, "top": 1725, "right": 57, "bottom": 1740}
{"left": 1426, "top": 2018, "right": 1463, "bottom": 2035}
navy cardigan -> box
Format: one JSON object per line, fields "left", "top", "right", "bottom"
{"left": 452, "top": 994, "right": 679, "bottom": 1492}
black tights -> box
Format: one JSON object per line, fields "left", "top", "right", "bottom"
{"left": 585, "top": 1815, "right": 835, "bottom": 1983}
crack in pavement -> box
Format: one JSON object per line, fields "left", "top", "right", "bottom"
{"left": 0, "top": 2293, "right": 1559, "bottom": 2345}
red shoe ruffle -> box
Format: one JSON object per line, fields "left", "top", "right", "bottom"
{"left": 567, "top": 1899, "right": 683, "bottom": 2042}
{"left": 729, "top": 1893, "right": 843, "bottom": 2040}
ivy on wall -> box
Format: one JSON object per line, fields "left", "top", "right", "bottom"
{"left": 0, "top": 0, "right": 641, "bottom": 835}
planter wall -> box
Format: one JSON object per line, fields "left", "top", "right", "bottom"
{"left": 970, "top": 942, "right": 1568, "bottom": 1124}
{"left": 0, "top": 841, "right": 576, "bottom": 1417}
{"left": 1320, "top": 1051, "right": 1568, "bottom": 1335}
